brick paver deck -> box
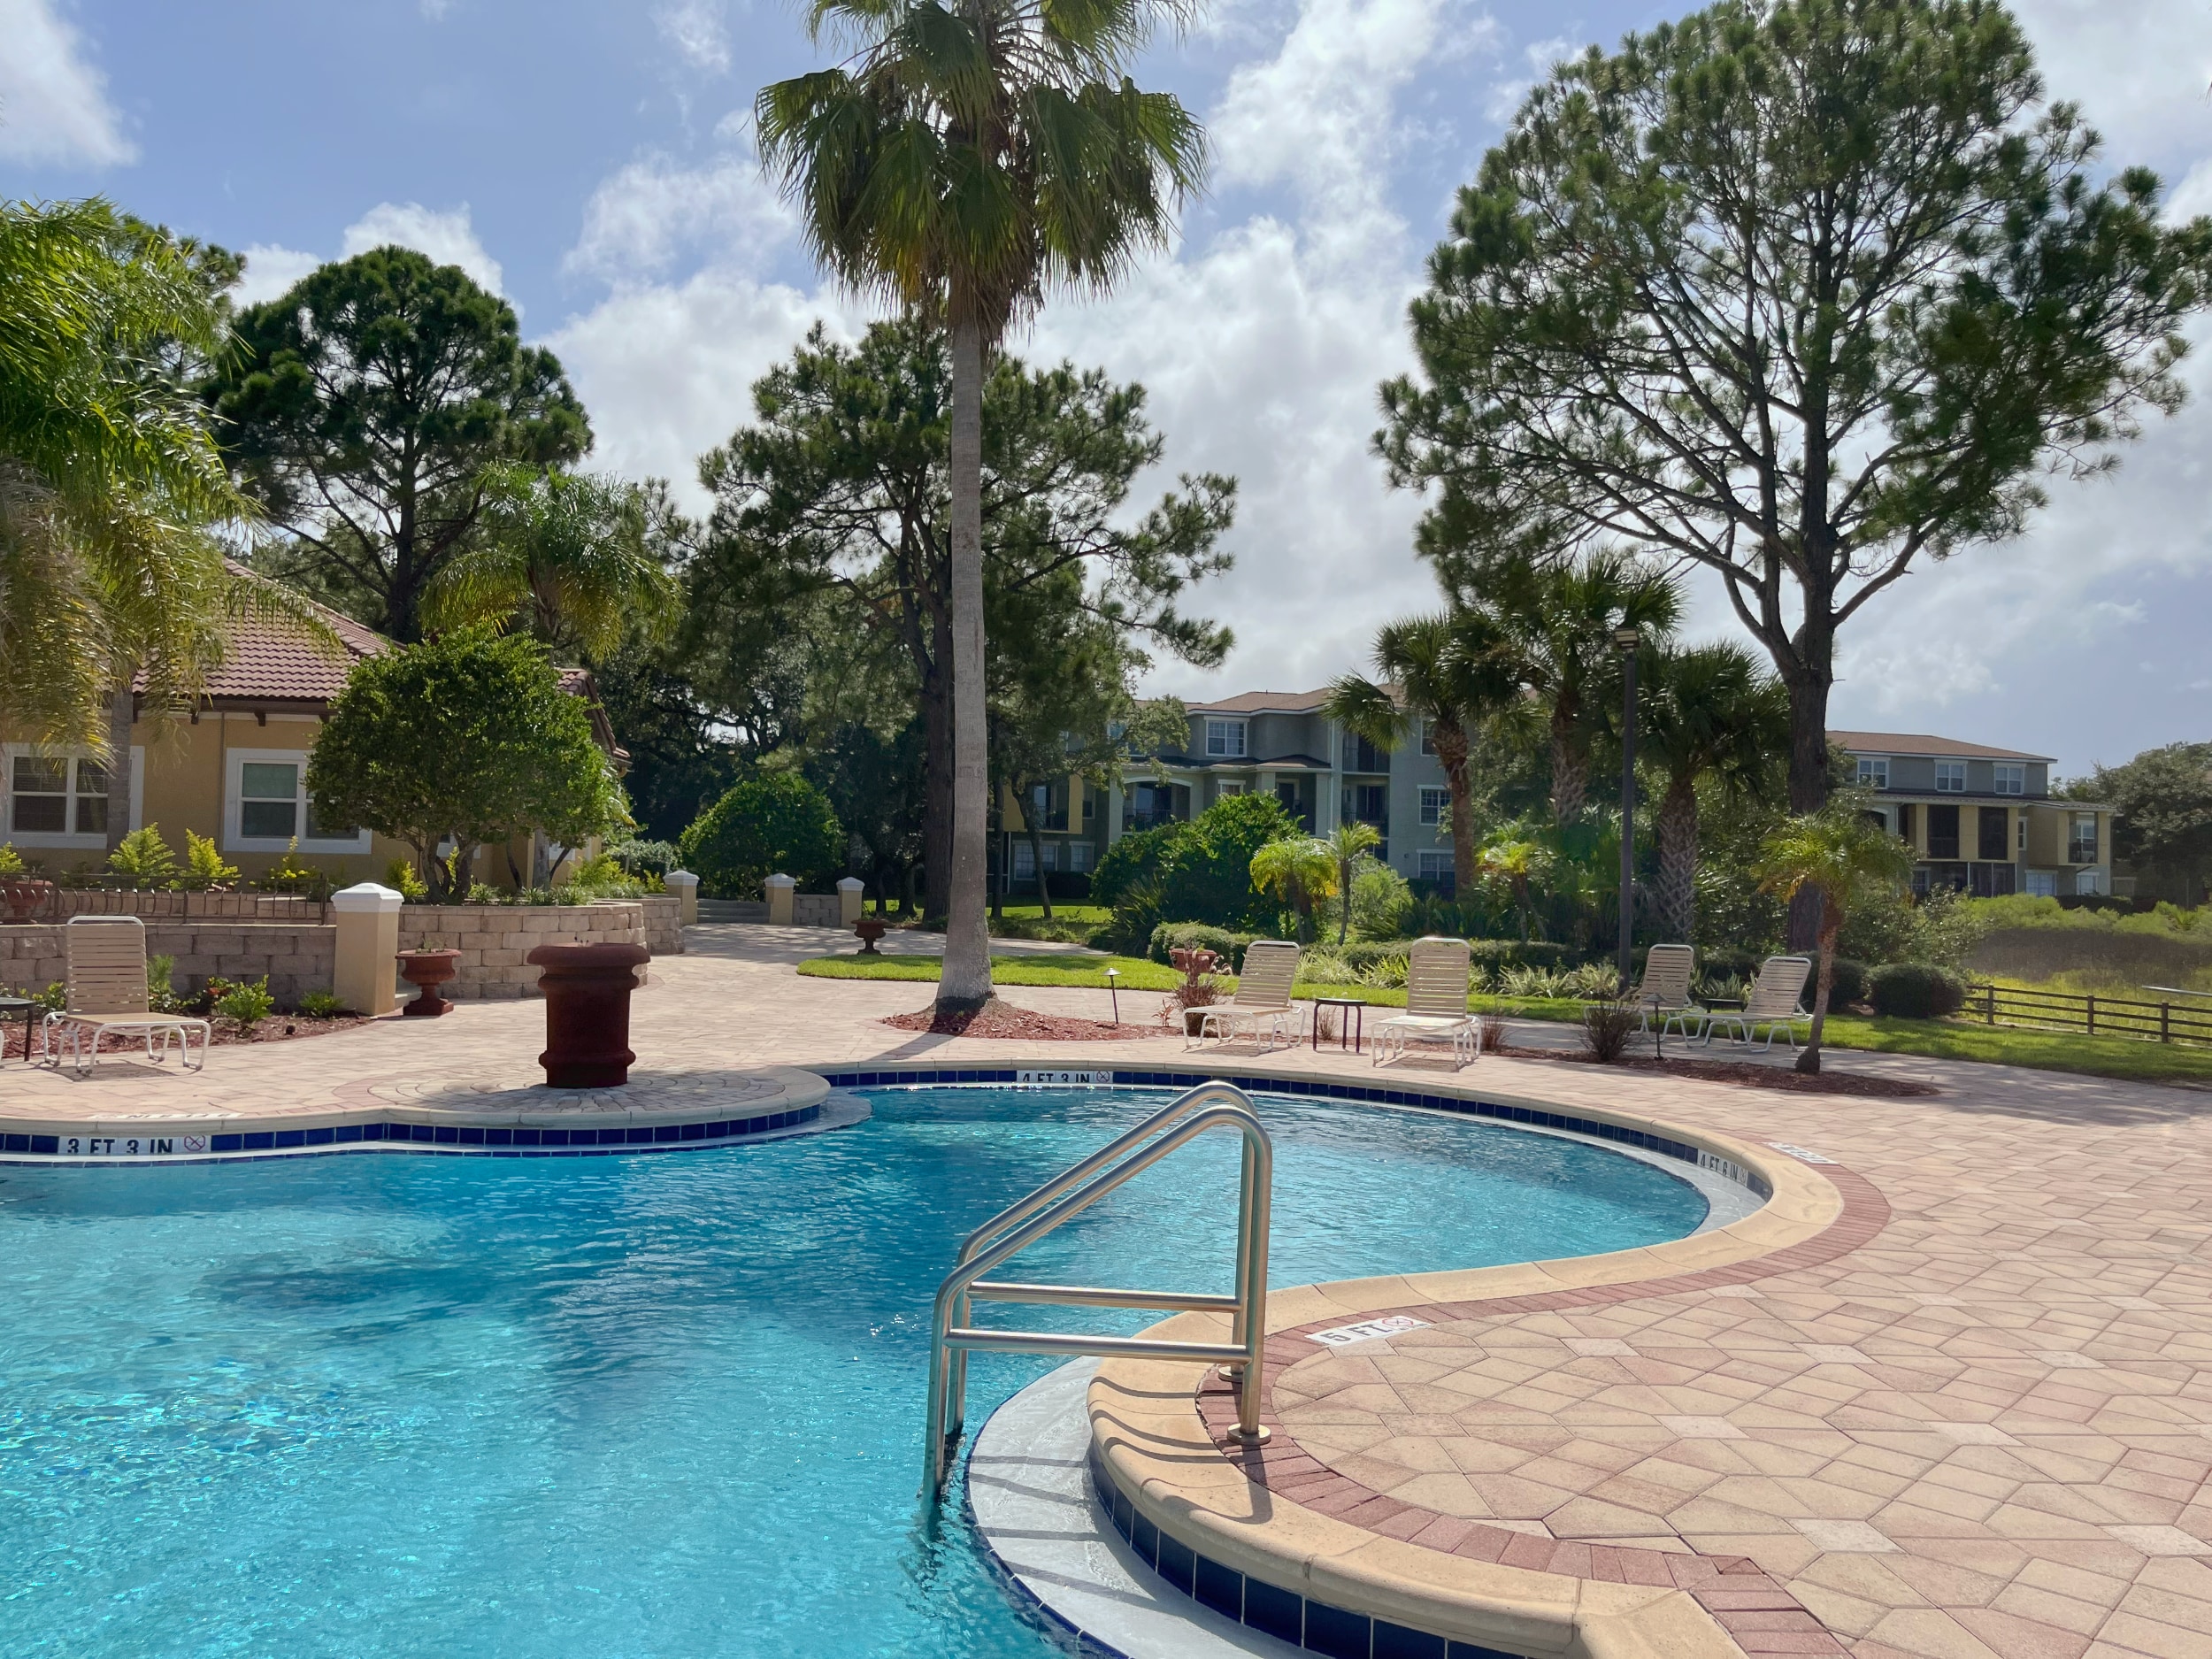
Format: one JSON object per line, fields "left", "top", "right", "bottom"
{"left": 5, "top": 921, "right": 2210, "bottom": 1656}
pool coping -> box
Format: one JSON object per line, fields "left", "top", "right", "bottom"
{"left": 0, "top": 1065, "right": 839, "bottom": 1163}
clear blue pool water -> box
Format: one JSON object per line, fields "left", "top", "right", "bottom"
{"left": 0, "top": 1084, "right": 1708, "bottom": 1658}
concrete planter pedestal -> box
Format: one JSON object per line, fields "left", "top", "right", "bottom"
{"left": 396, "top": 949, "right": 462, "bottom": 1017}
{"left": 526, "top": 941, "right": 650, "bottom": 1087}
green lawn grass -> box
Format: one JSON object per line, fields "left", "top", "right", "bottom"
{"left": 794, "top": 954, "right": 2212, "bottom": 1084}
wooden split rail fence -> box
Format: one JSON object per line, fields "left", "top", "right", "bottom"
{"left": 1966, "top": 982, "right": 2212, "bottom": 1047}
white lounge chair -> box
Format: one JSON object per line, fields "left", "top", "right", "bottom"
{"left": 1373, "top": 936, "right": 1479, "bottom": 1068}
{"left": 42, "top": 915, "right": 211, "bottom": 1075}
{"left": 1688, "top": 955, "right": 1813, "bottom": 1053}
{"left": 1191, "top": 940, "right": 1302, "bottom": 1050}
{"left": 1634, "top": 943, "right": 1697, "bottom": 1033}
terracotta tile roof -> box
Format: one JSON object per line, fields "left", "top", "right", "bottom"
{"left": 1831, "top": 730, "right": 2053, "bottom": 763}
{"left": 133, "top": 571, "right": 387, "bottom": 704}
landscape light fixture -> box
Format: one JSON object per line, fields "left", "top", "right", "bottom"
{"left": 1105, "top": 967, "right": 1120, "bottom": 1025}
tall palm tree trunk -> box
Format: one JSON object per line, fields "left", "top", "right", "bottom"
{"left": 939, "top": 313, "right": 994, "bottom": 1010}
{"left": 1653, "top": 772, "right": 1700, "bottom": 942}
{"left": 103, "top": 685, "right": 133, "bottom": 852}
{"left": 1432, "top": 721, "right": 1478, "bottom": 897}
{"left": 1548, "top": 707, "right": 1586, "bottom": 826}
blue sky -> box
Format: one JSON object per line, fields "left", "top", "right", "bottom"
{"left": 5, "top": 0, "right": 2210, "bottom": 778}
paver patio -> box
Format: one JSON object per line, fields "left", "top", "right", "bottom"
{"left": 5, "top": 920, "right": 2212, "bottom": 1658}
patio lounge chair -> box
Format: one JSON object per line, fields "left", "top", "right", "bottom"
{"left": 1191, "top": 940, "right": 1302, "bottom": 1050}
{"left": 42, "top": 915, "right": 211, "bottom": 1076}
{"left": 1686, "top": 954, "right": 1813, "bottom": 1053}
{"left": 1373, "top": 936, "right": 1479, "bottom": 1068}
{"left": 1633, "top": 943, "right": 1697, "bottom": 1033}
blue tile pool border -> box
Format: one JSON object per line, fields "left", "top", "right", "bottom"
{"left": 1081, "top": 1440, "right": 1530, "bottom": 1659}
{"left": 0, "top": 1103, "right": 820, "bottom": 1165}
{"left": 821, "top": 1065, "right": 1770, "bottom": 1200}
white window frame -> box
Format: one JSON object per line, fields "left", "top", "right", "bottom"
{"left": 1216, "top": 780, "right": 1245, "bottom": 799}
{"left": 1418, "top": 786, "right": 1449, "bottom": 827}
{"left": 1855, "top": 757, "right": 1888, "bottom": 788}
{"left": 2024, "top": 870, "right": 2056, "bottom": 896}
{"left": 1067, "top": 840, "right": 1094, "bottom": 873}
{"left": 1993, "top": 763, "right": 2024, "bottom": 796}
{"left": 1011, "top": 839, "right": 1036, "bottom": 878}
{"left": 1418, "top": 719, "right": 1437, "bottom": 757}
{"left": 2, "top": 744, "right": 143, "bottom": 850}
{"left": 224, "top": 748, "right": 371, "bottom": 855}
{"left": 1934, "top": 760, "right": 1967, "bottom": 793}
{"left": 1204, "top": 718, "right": 1247, "bottom": 758}
{"left": 1417, "top": 850, "right": 1453, "bottom": 881}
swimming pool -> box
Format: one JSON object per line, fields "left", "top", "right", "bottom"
{"left": 0, "top": 1083, "right": 1710, "bottom": 1658}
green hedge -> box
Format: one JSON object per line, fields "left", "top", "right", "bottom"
{"left": 1870, "top": 961, "right": 1966, "bottom": 1019}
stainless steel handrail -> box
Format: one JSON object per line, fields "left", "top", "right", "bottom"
{"left": 924, "top": 1081, "right": 1272, "bottom": 1493}
{"left": 942, "top": 1081, "right": 1259, "bottom": 1440}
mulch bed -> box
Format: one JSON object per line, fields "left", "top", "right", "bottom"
{"left": 882, "top": 1000, "right": 1151, "bottom": 1041}
{"left": 1494, "top": 1042, "right": 1939, "bottom": 1097}
{"left": 0, "top": 1012, "right": 374, "bottom": 1061}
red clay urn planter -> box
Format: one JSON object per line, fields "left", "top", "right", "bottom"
{"left": 526, "top": 941, "right": 650, "bottom": 1087}
{"left": 0, "top": 878, "right": 54, "bottom": 925}
{"left": 852, "top": 917, "right": 888, "bottom": 955}
{"left": 396, "top": 948, "right": 462, "bottom": 1018}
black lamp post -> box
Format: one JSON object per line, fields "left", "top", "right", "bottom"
{"left": 1614, "top": 625, "right": 1641, "bottom": 990}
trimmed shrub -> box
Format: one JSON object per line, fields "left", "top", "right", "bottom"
{"left": 1148, "top": 923, "right": 1259, "bottom": 972}
{"left": 1824, "top": 957, "right": 1870, "bottom": 1010}
{"left": 680, "top": 772, "right": 845, "bottom": 899}
{"left": 1869, "top": 962, "right": 1966, "bottom": 1019}
{"left": 1099, "top": 795, "right": 1300, "bottom": 941}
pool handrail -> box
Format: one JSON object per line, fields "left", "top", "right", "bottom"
{"left": 925, "top": 1080, "right": 1271, "bottom": 1494}
{"left": 942, "top": 1080, "right": 1263, "bottom": 1439}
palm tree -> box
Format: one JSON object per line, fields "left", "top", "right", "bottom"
{"left": 1325, "top": 613, "right": 1513, "bottom": 897}
{"left": 0, "top": 200, "right": 266, "bottom": 749}
{"left": 1464, "top": 552, "right": 1679, "bottom": 826}
{"left": 1249, "top": 837, "right": 1336, "bottom": 945}
{"left": 424, "top": 466, "right": 676, "bottom": 657}
{"left": 1477, "top": 833, "right": 1550, "bottom": 943}
{"left": 1634, "top": 643, "right": 1788, "bottom": 942}
{"left": 1755, "top": 803, "right": 1915, "bottom": 1073}
{"left": 757, "top": 0, "right": 1204, "bottom": 1011}
{"left": 1320, "top": 819, "right": 1381, "bottom": 947}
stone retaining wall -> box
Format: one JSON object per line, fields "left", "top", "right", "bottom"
{"left": 1, "top": 896, "right": 681, "bottom": 1010}
{"left": 794, "top": 894, "right": 842, "bottom": 928}
{"left": 396, "top": 902, "right": 647, "bottom": 1001}
{"left": 0, "top": 922, "right": 335, "bottom": 1007}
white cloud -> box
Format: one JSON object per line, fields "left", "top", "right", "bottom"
{"left": 234, "top": 242, "right": 323, "bottom": 308}
{"left": 340, "top": 202, "right": 506, "bottom": 296}
{"left": 229, "top": 204, "right": 508, "bottom": 311}
{"left": 656, "top": 0, "right": 731, "bottom": 73}
{"left": 563, "top": 154, "right": 793, "bottom": 282}
{"left": 0, "top": 0, "right": 135, "bottom": 166}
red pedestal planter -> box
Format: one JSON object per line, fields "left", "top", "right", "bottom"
{"left": 396, "top": 949, "right": 462, "bottom": 1017}
{"left": 526, "top": 941, "right": 650, "bottom": 1087}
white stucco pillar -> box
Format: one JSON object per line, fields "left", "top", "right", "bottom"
{"left": 836, "top": 876, "right": 864, "bottom": 925}
{"left": 764, "top": 872, "right": 796, "bottom": 926}
{"left": 330, "top": 882, "right": 403, "bottom": 1016}
{"left": 664, "top": 868, "right": 699, "bottom": 926}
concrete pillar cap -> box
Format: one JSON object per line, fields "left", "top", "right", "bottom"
{"left": 664, "top": 869, "right": 700, "bottom": 888}
{"left": 331, "top": 882, "right": 404, "bottom": 914}
{"left": 763, "top": 873, "right": 798, "bottom": 890}
{"left": 835, "top": 877, "right": 864, "bottom": 892}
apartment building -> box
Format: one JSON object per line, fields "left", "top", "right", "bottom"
{"left": 999, "top": 687, "right": 1458, "bottom": 892}
{"left": 1832, "top": 732, "right": 2113, "bottom": 898}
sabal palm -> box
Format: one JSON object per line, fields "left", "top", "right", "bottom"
{"left": 0, "top": 199, "right": 288, "bottom": 750}
{"left": 1755, "top": 803, "right": 1915, "bottom": 1074}
{"left": 1637, "top": 643, "right": 1787, "bottom": 942}
{"left": 1320, "top": 818, "right": 1381, "bottom": 947}
{"left": 758, "top": 0, "right": 1204, "bottom": 1008}
{"left": 1477, "top": 834, "right": 1549, "bottom": 943}
{"left": 1463, "top": 551, "right": 1679, "bottom": 826}
{"left": 1325, "top": 613, "right": 1513, "bottom": 897}
{"left": 1249, "top": 836, "right": 1335, "bottom": 946}
{"left": 423, "top": 466, "right": 675, "bottom": 658}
